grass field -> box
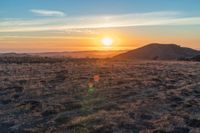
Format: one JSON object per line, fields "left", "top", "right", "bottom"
{"left": 0, "top": 58, "right": 200, "bottom": 133}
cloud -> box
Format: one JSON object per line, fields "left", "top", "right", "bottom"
{"left": 0, "top": 11, "right": 200, "bottom": 33}
{"left": 30, "top": 9, "right": 65, "bottom": 17}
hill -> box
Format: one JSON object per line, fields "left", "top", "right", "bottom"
{"left": 114, "top": 43, "right": 200, "bottom": 60}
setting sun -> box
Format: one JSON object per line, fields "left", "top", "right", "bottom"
{"left": 101, "top": 37, "right": 113, "bottom": 47}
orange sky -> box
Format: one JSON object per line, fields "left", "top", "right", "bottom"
{"left": 1, "top": 26, "right": 200, "bottom": 53}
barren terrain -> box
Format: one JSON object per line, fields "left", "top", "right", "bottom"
{"left": 0, "top": 59, "right": 200, "bottom": 133}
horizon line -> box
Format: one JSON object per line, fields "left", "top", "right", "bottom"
{"left": 0, "top": 43, "right": 199, "bottom": 54}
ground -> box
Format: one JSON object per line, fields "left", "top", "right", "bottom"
{"left": 0, "top": 59, "right": 200, "bottom": 133}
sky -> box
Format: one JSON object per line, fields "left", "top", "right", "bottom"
{"left": 0, "top": 0, "right": 200, "bottom": 52}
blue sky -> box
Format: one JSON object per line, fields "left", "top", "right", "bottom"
{"left": 0, "top": 0, "right": 200, "bottom": 52}
{"left": 1, "top": 0, "right": 200, "bottom": 18}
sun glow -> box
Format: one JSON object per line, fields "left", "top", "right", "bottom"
{"left": 101, "top": 37, "right": 113, "bottom": 47}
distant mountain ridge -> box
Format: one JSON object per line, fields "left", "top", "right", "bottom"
{"left": 114, "top": 43, "right": 200, "bottom": 60}
{"left": 30, "top": 50, "right": 126, "bottom": 58}
{"left": 0, "top": 53, "right": 30, "bottom": 57}
{"left": 0, "top": 50, "right": 126, "bottom": 59}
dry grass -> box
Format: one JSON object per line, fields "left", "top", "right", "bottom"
{"left": 0, "top": 58, "right": 200, "bottom": 133}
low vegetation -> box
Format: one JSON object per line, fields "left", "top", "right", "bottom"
{"left": 0, "top": 57, "right": 200, "bottom": 132}
{"left": 0, "top": 56, "right": 66, "bottom": 64}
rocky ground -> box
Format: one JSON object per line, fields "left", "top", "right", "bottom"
{"left": 0, "top": 59, "right": 200, "bottom": 133}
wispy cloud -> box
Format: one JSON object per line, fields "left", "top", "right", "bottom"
{"left": 0, "top": 11, "right": 200, "bottom": 33}
{"left": 30, "top": 9, "right": 65, "bottom": 17}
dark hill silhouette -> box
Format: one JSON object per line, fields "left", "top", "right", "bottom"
{"left": 114, "top": 43, "right": 200, "bottom": 60}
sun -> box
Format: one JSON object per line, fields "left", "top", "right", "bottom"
{"left": 101, "top": 37, "right": 113, "bottom": 47}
